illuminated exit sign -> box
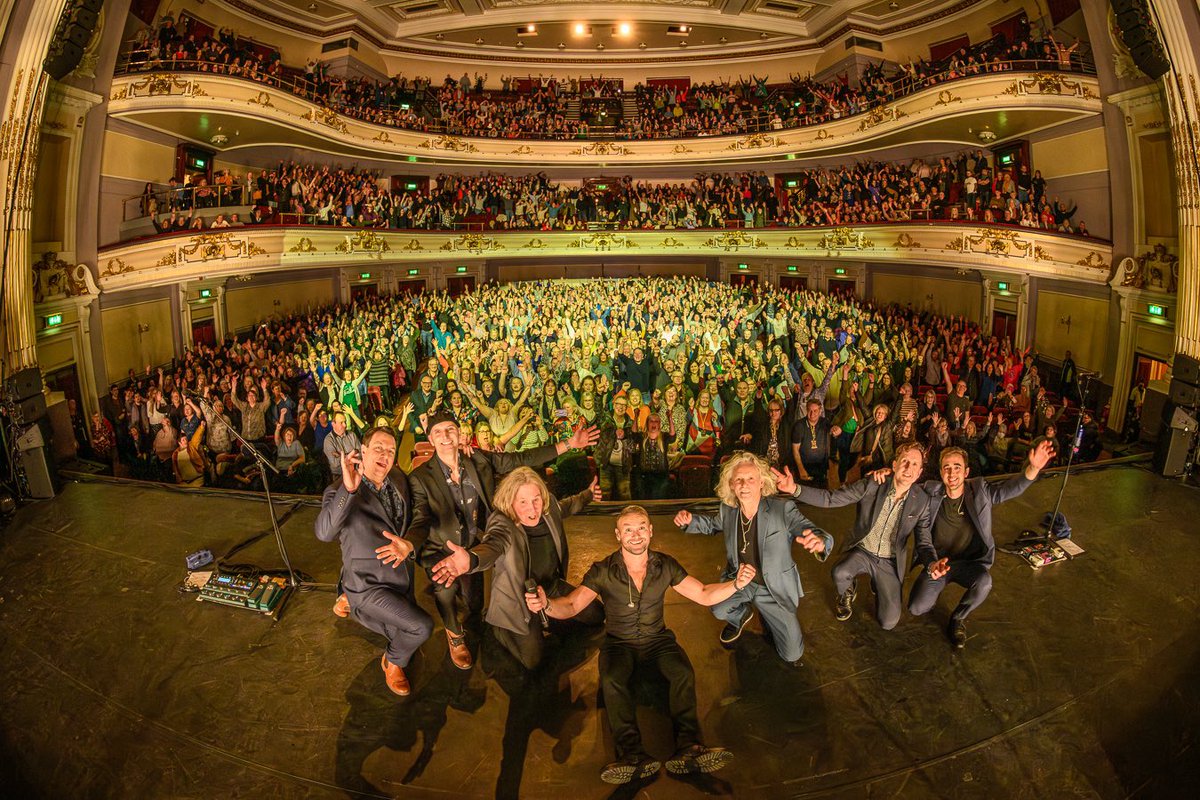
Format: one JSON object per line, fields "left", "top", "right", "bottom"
{"left": 1148, "top": 304, "right": 1166, "bottom": 317}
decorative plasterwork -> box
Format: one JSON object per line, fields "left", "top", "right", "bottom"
{"left": 419, "top": 135, "right": 479, "bottom": 153}
{"left": 96, "top": 225, "right": 1116, "bottom": 291}
{"left": 726, "top": 133, "right": 786, "bottom": 150}
{"left": 1119, "top": 245, "right": 1178, "bottom": 293}
{"left": 569, "top": 141, "right": 631, "bottom": 156}
{"left": 1001, "top": 73, "right": 1098, "bottom": 100}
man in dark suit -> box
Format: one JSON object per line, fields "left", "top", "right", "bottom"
{"left": 675, "top": 452, "right": 832, "bottom": 665}
{"left": 315, "top": 426, "right": 430, "bottom": 696}
{"left": 409, "top": 411, "right": 599, "bottom": 669}
{"left": 776, "top": 441, "right": 934, "bottom": 631}
{"left": 909, "top": 439, "right": 1055, "bottom": 648}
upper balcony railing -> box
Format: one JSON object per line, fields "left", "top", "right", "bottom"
{"left": 111, "top": 52, "right": 1096, "bottom": 144}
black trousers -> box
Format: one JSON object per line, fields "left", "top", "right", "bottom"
{"left": 350, "top": 584, "right": 434, "bottom": 668}
{"left": 599, "top": 634, "right": 701, "bottom": 761}
{"left": 908, "top": 561, "right": 992, "bottom": 621}
{"left": 800, "top": 457, "right": 830, "bottom": 489}
{"left": 431, "top": 571, "right": 484, "bottom": 636}
{"left": 493, "top": 579, "right": 604, "bottom": 670}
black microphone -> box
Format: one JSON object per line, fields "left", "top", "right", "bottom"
{"left": 525, "top": 578, "right": 549, "bottom": 628}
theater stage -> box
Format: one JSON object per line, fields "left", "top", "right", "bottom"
{"left": 1, "top": 465, "right": 1197, "bottom": 800}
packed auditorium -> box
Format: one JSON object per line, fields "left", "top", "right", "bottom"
{"left": 1, "top": 0, "right": 1198, "bottom": 797}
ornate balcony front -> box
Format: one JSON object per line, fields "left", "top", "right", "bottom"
{"left": 106, "top": 70, "right": 1103, "bottom": 167}
{"left": 95, "top": 223, "right": 1115, "bottom": 292}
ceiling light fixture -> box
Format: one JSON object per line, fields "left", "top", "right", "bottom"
{"left": 573, "top": 23, "right": 591, "bottom": 37}
{"left": 638, "top": 42, "right": 647, "bottom": 49}
{"left": 617, "top": 22, "right": 631, "bottom": 36}
{"left": 557, "top": 42, "right": 566, "bottom": 49}
{"left": 596, "top": 42, "right": 605, "bottom": 50}
{"left": 475, "top": 37, "right": 484, "bottom": 45}
{"left": 516, "top": 41, "right": 524, "bottom": 48}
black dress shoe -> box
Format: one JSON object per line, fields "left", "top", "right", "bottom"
{"left": 835, "top": 580, "right": 857, "bottom": 621}
{"left": 719, "top": 608, "right": 753, "bottom": 646}
{"left": 948, "top": 620, "right": 967, "bottom": 649}
{"left": 665, "top": 744, "right": 733, "bottom": 775}
{"left": 600, "top": 755, "right": 661, "bottom": 784}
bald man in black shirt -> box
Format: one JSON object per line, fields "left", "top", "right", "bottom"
{"left": 526, "top": 505, "right": 754, "bottom": 785}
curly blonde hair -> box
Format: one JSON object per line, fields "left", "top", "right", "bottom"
{"left": 492, "top": 466, "right": 550, "bottom": 522}
{"left": 715, "top": 451, "right": 778, "bottom": 507}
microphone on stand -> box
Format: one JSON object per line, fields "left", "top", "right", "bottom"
{"left": 525, "top": 578, "right": 550, "bottom": 629}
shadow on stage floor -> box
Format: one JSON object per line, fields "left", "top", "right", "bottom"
{"left": 1, "top": 464, "right": 1198, "bottom": 799}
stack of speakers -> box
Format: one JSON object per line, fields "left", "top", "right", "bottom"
{"left": 1160, "top": 354, "right": 1200, "bottom": 478}
{"left": 43, "top": 0, "right": 105, "bottom": 81}
{"left": 3, "top": 368, "right": 54, "bottom": 498}
{"left": 1110, "top": 0, "right": 1172, "bottom": 79}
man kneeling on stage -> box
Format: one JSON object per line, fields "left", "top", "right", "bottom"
{"left": 315, "top": 426, "right": 432, "bottom": 696}
{"left": 525, "top": 505, "right": 753, "bottom": 785}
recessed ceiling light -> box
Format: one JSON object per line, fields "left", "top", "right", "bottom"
{"left": 617, "top": 22, "right": 631, "bottom": 36}
{"left": 573, "top": 23, "right": 591, "bottom": 36}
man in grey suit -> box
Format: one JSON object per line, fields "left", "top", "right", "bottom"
{"left": 775, "top": 440, "right": 934, "bottom": 630}
{"left": 909, "top": 439, "right": 1055, "bottom": 648}
{"left": 674, "top": 452, "right": 832, "bottom": 665}
{"left": 409, "top": 411, "right": 599, "bottom": 670}
{"left": 315, "top": 426, "right": 430, "bottom": 696}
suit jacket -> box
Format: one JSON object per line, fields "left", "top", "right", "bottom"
{"left": 920, "top": 474, "right": 1033, "bottom": 569}
{"left": 794, "top": 477, "right": 935, "bottom": 580}
{"left": 409, "top": 443, "right": 560, "bottom": 568}
{"left": 315, "top": 469, "right": 415, "bottom": 596}
{"left": 683, "top": 496, "right": 832, "bottom": 613}
{"left": 467, "top": 488, "right": 591, "bottom": 635}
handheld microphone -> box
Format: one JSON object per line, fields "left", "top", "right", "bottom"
{"left": 525, "top": 578, "right": 549, "bottom": 628}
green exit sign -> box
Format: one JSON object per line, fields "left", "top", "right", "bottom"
{"left": 405, "top": 182, "right": 418, "bottom": 191}
{"left": 456, "top": 266, "right": 468, "bottom": 273}
{"left": 997, "top": 281, "right": 1008, "bottom": 291}
{"left": 408, "top": 268, "right": 420, "bottom": 276}
{"left": 738, "top": 263, "right": 748, "bottom": 270}
{"left": 786, "top": 265, "right": 797, "bottom": 272}
{"left": 835, "top": 267, "right": 847, "bottom": 275}
{"left": 359, "top": 272, "right": 372, "bottom": 279}
{"left": 1148, "top": 304, "right": 1166, "bottom": 317}
{"left": 45, "top": 313, "right": 63, "bottom": 327}
{"left": 199, "top": 288, "right": 211, "bottom": 299}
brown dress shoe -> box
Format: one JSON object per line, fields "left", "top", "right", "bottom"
{"left": 333, "top": 593, "right": 350, "bottom": 618}
{"left": 447, "top": 629, "right": 472, "bottom": 670}
{"left": 381, "top": 653, "right": 411, "bottom": 696}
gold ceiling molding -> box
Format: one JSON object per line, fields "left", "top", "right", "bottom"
{"left": 945, "top": 227, "right": 1046, "bottom": 260}
{"left": 727, "top": 133, "right": 784, "bottom": 151}
{"left": 304, "top": 106, "right": 349, "bottom": 134}
{"left": 248, "top": 90, "right": 273, "bottom": 108}
{"left": 814, "top": 129, "right": 830, "bottom": 140}
{"left": 335, "top": 230, "right": 391, "bottom": 258}
{"left": 373, "top": 131, "right": 391, "bottom": 142}
{"left": 180, "top": 232, "right": 268, "bottom": 263}
{"left": 509, "top": 144, "right": 534, "bottom": 155}
{"left": 156, "top": 251, "right": 177, "bottom": 267}
{"left": 1001, "top": 73, "right": 1098, "bottom": 100}
{"left": 568, "top": 232, "right": 639, "bottom": 251}
{"left": 671, "top": 144, "right": 693, "bottom": 154}
{"left": 569, "top": 141, "right": 631, "bottom": 156}
{"left": 100, "top": 257, "right": 133, "bottom": 277}
{"left": 523, "top": 238, "right": 549, "bottom": 249}
{"left": 659, "top": 237, "right": 687, "bottom": 248}
{"left": 784, "top": 236, "right": 805, "bottom": 248}
{"left": 704, "top": 231, "right": 766, "bottom": 251}
{"left": 818, "top": 227, "right": 873, "bottom": 251}
{"left": 399, "top": 239, "right": 425, "bottom": 251}
{"left": 287, "top": 237, "right": 317, "bottom": 253}
{"left": 419, "top": 135, "right": 479, "bottom": 153}
{"left": 857, "top": 106, "right": 907, "bottom": 132}
{"left": 122, "top": 73, "right": 207, "bottom": 99}
{"left": 441, "top": 233, "right": 505, "bottom": 253}
{"left": 1075, "top": 251, "right": 1110, "bottom": 270}
{"left": 934, "top": 89, "right": 963, "bottom": 106}
{"left": 33, "top": 253, "right": 94, "bottom": 302}
{"left": 894, "top": 232, "right": 922, "bottom": 248}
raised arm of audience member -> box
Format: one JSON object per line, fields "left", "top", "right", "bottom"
{"left": 495, "top": 406, "right": 535, "bottom": 450}
{"left": 463, "top": 383, "right": 496, "bottom": 418}
{"left": 391, "top": 399, "right": 413, "bottom": 431}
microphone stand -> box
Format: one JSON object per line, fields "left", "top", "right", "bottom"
{"left": 189, "top": 393, "right": 300, "bottom": 609}
{"left": 1040, "top": 372, "right": 1095, "bottom": 546}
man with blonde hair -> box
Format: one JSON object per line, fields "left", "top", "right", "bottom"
{"left": 527, "top": 504, "right": 753, "bottom": 783}
{"left": 674, "top": 452, "right": 831, "bottom": 665}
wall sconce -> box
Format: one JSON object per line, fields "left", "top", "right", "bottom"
{"left": 1058, "top": 315, "right": 1072, "bottom": 334}
{"left": 137, "top": 323, "right": 151, "bottom": 334}
{"left": 925, "top": 293, "right": 935, "bottom": 302}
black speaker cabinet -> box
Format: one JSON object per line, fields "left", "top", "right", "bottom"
{"left": 4, "top": 367, "right": 41, "bottom": 401}
{"left": 1174, "top": 353, "right": 1200, "bottom": 386}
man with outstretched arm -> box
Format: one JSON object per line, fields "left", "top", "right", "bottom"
{"left": 674, "top": 451, "right": 832, "bottom": 665}
{"left": 315, "top": 426, "right": 431, "bottom": 696}
{"left": 907, "top": 438, "right": 1056, "bottom": 648}
{"left": 526, "top": 504, "right": 753, "bottom": 784}
{"left": 773, "top": 441, "right": 935, "bottom": 630}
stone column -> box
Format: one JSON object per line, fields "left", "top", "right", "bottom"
{"left": 1150, "top": 0, "right": 1200, "bottom": 361}
{"left": 0, "top": 0, "right": 69, "bottom": 376}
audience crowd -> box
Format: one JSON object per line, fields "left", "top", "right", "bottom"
{"left": 125, "top": 15, "right": 1087, "bottom": 142}
{"left": 82, "top": 279, "right": 1096, "bottom": 499}
{"left": 144, "top": 151, "right": 1088, "bottom": 236}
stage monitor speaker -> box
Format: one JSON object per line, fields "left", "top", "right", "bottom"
{"left": 4, "top": 367, "right": 42, "bottom": 401}
{"left": 1160, "top": 425, "right": 1197, "bottom": 477}
{"left": 17, "top": 446, "right": 55, "bottom": 499}
{"left": 1170, "top": 377, "right": 1200, "bottom": 406}
{"left": 1174, "top": 353, "right": 1200, "bottom": 385}
{"left": 16, "top": 393, "right": 47, "bottom": 422}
